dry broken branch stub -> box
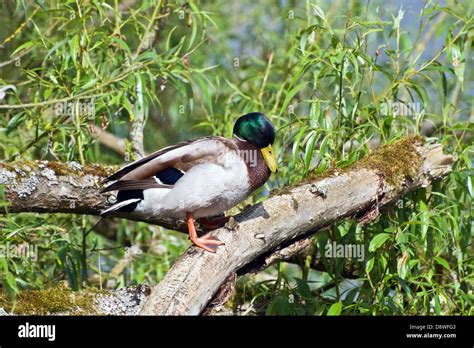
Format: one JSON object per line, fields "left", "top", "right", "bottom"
{"left": 0, "top": 137, "right": 454, "bottom": 315}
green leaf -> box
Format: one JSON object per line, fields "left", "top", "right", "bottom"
{"left": 5, "top": 272, "right": 18, "bottom": 295}
{"left": 327, "top": 301, "right": 342, "bottom": 315}
{"left": 49, "top": 75, "right": 59, "bottom": 85}
{"left": 43, "top": 88, "right": 52, "bottom": 100}
{"left": 421, "top": 64, "right": 454, "bottom": 74}
{"left": 122, "top": 97, "right": 134, "bottom": 121}
{"left": 165, "top": 26, "right": 178, "bottom": 52}
{"left": 292, "top": 126, "right": 308, "bottom": 160}
{"left": 449, "top": 43, "right": 465, "bottom": 85}
{"left": 10, "top": 40, "right": 35, "bottom": 57}
{"left": 300, "top": 30, "right": 309, "bottom": 54}
{"left": 195, "top": 75, "right": 213, "bottom": 114}
{"left": 406, "top": 80, "right": 428, "bottom": 107}
{"left": 70, "top": 34, "right": 79, "bottom": 65}
{"left": 311, "top": 5, "right": 326, "bottom": 21}
{"left": 295, "top": 278, "right": 312, "bottom": 298}
{"left": 369, "top": 233, "right": 391, "bottom": 252}
{"left": 433, "top": 256, "right": 451, "bottom": 272}
{"left": 187, "top": 3, "right": 199, "bottom": 50}
{"left": 112, "top": 37, "right": 132, "bottom": 56}
{"left": 1, "top": 258, "right": 18, "bottom": 298}
{"left": 80, "top": 78, "right": 99, "bottom": 91}
{"left": 419, "top": 200, "right": 430, "bottom": 238}
{"left": 279, "top": 81, "right": 307, "bottom": 115}
{"left": 434, "top": 294, "right": 441, "bottom": 315}
{"left": 137, "top": 51, "right": 159, "bottom": 62}
{"left": 6, "top": 114, "right": 25, "bottom": 134}
{"left": 304, "top": 131, "right": 318, "bottom": 175}
{"left": 366, "top": 257, "right": 375, "bottom": 273}
{"left": 441, "top": 71, "right": 448, "bottom": 103}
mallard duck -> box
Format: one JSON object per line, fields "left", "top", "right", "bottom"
{"left": 100, "top": 112, "right": 277, "bottom": 252}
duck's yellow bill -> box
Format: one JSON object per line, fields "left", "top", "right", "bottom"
{"left": 261, "top": 145, "right": 278, "bottom": 173}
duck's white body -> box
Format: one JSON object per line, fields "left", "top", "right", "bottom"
{"left": 135, "top": 160, "right": 249, "bottom": 219}
{"left": 101, "top": 136, "right": 257, "bottom": 220}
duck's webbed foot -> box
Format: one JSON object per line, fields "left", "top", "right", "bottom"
{"left": 187, "top": 212, "right": 225, "bottom": 253}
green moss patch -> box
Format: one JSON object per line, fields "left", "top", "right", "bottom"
{"left": 0, "top": 160, "right": 116, "bottom": 178}
{"left": 351, "top": 136, "right": 423, "bottom": 187}
{"left": 0, "top": 282, "right": 106, "bottom": 315}
{"left": 45, "top": 161, "right": 116, "bottom": 177}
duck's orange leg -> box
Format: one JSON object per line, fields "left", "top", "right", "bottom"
{"left": 187, "top": 212, "right": 225, "bottom": 253}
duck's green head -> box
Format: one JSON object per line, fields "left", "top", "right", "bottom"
{"left": 233, "top": 112, "right": 278, "bottom": 173}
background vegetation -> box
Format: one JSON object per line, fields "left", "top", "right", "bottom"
{"left": 0, "top": 0, "right": 472, "bottom": 315}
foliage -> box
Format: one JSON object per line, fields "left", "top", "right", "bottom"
{"left": 0, "top": 0, "right": 472, "bottom": 315}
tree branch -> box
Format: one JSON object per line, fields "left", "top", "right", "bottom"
{"left": 0, "top": 160, "right": 190, "bottom": 233}
{"left": 129, "top": 0, "right": 170, "bottom": 160}
{"left": 90, "top": 125, "right": 126, "bottom": 156}
{"left": 139, "top": 137, "right": 453, "bottom": 315}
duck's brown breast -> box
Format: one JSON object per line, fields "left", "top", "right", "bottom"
{"left": 233, "top": 136, "right": 271, "bottom": 193}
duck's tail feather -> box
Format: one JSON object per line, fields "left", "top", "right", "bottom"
{"left": 100, "top": 198, "right": 141, "bottom": 216}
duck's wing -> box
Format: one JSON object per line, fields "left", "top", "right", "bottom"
{"left": 101, "top": 136, "right": 237, "bottom": 193}
{"left": 103, "top": 139, "right": 196, "bottom": 183}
